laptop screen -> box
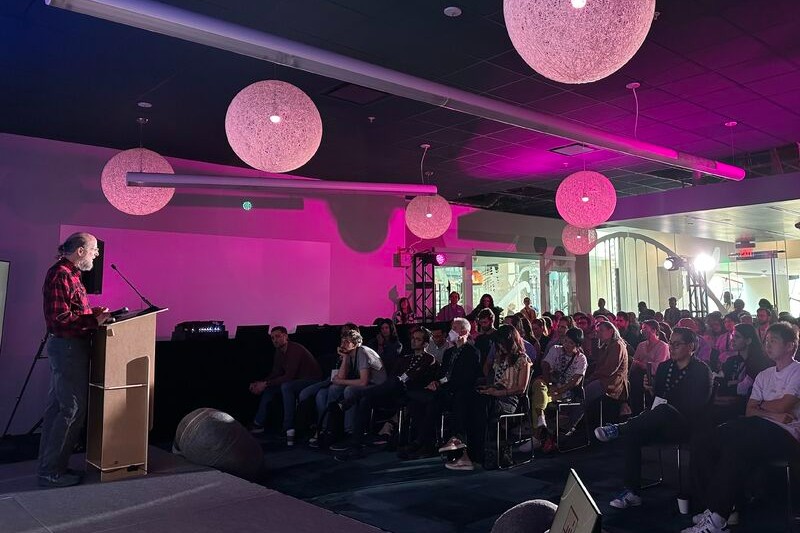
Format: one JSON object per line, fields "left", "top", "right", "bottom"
{"left": 547, "top": 469, "right": 602, "bottom": 533}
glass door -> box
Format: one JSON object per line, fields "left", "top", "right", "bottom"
{"left": 548, "top": 269, "right": 572, "bottom": 315}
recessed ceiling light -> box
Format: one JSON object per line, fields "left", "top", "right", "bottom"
{"left": 724, "top": 121, "right": 738, "bottom": 128}
{"left": 137, "top": 101, "right": 152, "bottom": 108}
{"left": 443, "top": 6, "right": 462, "bottom": 17}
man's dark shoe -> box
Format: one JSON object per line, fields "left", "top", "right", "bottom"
{"left": 37, "top": 472, "right": 82, "bottom": 488}
{"left": 333, "top": 445, "right": 364, "bottom": 462}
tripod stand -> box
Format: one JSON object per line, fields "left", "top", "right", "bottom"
{"left": 2, "top": 332, "right": 49, "bottom": 438}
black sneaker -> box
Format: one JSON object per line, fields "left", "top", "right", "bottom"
{"left": 333, "top": 446, "right": 364, "bottom": 462}
{"left": 37, "top": 472, "right": 82, "bottom": 488}
{"left": 329, "top": 438, "right": 357, "bottom": 452}
{"left": 249, "top": 423, "right": 265, "bottom": 434}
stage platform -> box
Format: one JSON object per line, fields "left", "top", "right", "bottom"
{"left": 0, "top": 446, "right": 381, "bottom": 533}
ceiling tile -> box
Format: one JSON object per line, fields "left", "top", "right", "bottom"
{"left": 441, "top": 62, "right": 524, "bottom": 93}
{"left": 487, "top": 78, "right": 563, "bottom": 104}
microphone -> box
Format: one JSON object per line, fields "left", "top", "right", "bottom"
{"left": 110, "top": 264, "right": 158, "bottom": 310}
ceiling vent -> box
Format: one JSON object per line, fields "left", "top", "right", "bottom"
{"left": 324, "top": 83, "right": 388, "bottom": 105}
{"left": 549, "top": 142, "right": 599, "bottom": 156}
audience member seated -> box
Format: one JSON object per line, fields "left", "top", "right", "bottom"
{"left": 333, "top": 326, "right": 439, "bottom": 460}
{"left": 574, "top": 312, "right": 599, "bottom": 362}
{"left": 629, "top": 320, "right": 670, "bottom": 415}
{"left": 687, "top": 322, "right": 800, "bottom": 533}
{"left": 577, "top": 321, "right": 629, "bottom": 430}
{"left": 393, "top": 297, "right": 416, "bottom": 325}
{"left": 521, "top": 296, "right": 538, "bottom": 325}
{"left": 309, "top": 329, "right": 386, "bottom": 447}
{"left": 756, "top": 307, "right": 773, "bottom": 344}
{"left": 545, "top": 315, "right": 574, "bottom": 355}
{"left": 703, "top": 312, "right": 725, "bottom": 371}
{"left": 248, "top": 326, "right": 322, "bottom": 444}
{"left": 531, "top": 318, "right": 551, "bottom": 359}
{"left": 468, "top": 293, "right": 503, "bottom": 330}
{"left": 474, "top": 308, "right": 498, "bottom": 368}
{"left": 712, "top": 323, "right": 773, "bottom": 420}
{"left": 484, "top": 314, "right": 538, "bottom": 376}
{"left": 664, "top": 297, "right": 682, "bottom": 326}
{"left": 367, "top": 318, "right": 403, "bottom": 374}
{"left": 436, "top": 291, "right": 466, "bottom": 322}
{"left": 593, "top": 327, "right": 712, "bottom": 510}
{"left": 529, "top": 327, "right": 588, "bottom": 452}
{"left": 616, "top": 311, "right": 643, "bottom": 351}
{"left": 473, "top": 325, "right": 532, "bottom": 469}
{"left": 428, "top": 324, "right": 452, "bottom": 363}
{"left": 678, "top": 317, "right": 712, "bottom": 365}
{"left": 404, "top": 318, "right": 482, "bottom": 467}
{"left": 715, "top": 312, "right": 740, "bottom": 365}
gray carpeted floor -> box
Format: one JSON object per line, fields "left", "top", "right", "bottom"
{"left": 259, "top": 434, "right": 795, "bottom": 533}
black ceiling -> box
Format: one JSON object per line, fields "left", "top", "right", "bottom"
{"left": 2, "top": 0, "right": 800, "bottom": 218}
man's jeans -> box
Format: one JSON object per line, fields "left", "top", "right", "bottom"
{"left": 254, "top": 379, "right": 320, "bottom": 431}
{"left": 37, "top": 336, "right": 90, "bottom": 476}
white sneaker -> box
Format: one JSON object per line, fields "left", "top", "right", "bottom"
{"left": 517, "top": 437, "right": 540, "bottom": 453}
{"left": 681, "top": 513, "right": 729, "bottom": 533}
{"left": 692, "top": 510, "right": 712, "bottom": 525}
{"left": 609, "top": 489, "right": 642, "bottom": 509}
{"left": 536, "top": 413, "right": 547, "bottom": 428}
{"left": 438, "top": 436, "right": 467, "bottom": 453}
{"left": 286, "top": 429, "right": 295, "bottom": 447}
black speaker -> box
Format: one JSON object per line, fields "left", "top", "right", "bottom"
{"left": 82, "top": 239, "right": 104, "bottom": 294}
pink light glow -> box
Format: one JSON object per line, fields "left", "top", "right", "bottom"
{"left": 225, "top": 80, "right": 322, "bottom": 173}
{"left": 555, "top": 170, "right": 617, "bottom": 228}
{"left": 562, "top": 225, "right": 597, "bottom": 255}
{"left": 503, "top": 0, "right": 656, "bottom": 84}
{"left": 101, "top": 148, "right": 175, "bottom": 215}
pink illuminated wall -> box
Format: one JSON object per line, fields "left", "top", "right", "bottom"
{"left": 0, "top": 132, "right": 574, "bottom": 433}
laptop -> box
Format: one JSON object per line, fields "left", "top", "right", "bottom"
{"left": 546, "top": 469, "right": 602, "bottom": 533}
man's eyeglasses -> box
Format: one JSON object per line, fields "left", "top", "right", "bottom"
{"left": 669, "top": 341, "right": 688, "bottom": 348}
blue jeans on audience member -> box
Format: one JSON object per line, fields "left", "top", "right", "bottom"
{"left": 254, "top": 379, "right": 320, "bottom": 430}
{"left": 314, "top": 384, "right": 367, "bottom": 434}
{"left": 38, "top": 336, "right": 91, "bottom": 477}
{"left": 280, "top": 379, "right": 319, "bottom": 431}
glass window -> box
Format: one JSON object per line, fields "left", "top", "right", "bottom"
{"left": 472, "top": 253, "right": 540, "bottom": 317}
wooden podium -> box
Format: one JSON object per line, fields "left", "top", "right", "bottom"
{"left": 87, "top": 307, "right": 167, "bottom": 481}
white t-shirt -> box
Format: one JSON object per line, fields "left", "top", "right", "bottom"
{"left": 544, "top": 345, "right": 588, "bottom": 389}
{"left": 356, "top": 345, "right": 387, "bottom": 385}
{"left": 750, "top": 360, "right": 800, "bottom": 442}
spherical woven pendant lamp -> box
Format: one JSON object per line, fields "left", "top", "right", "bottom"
{"left": 405, "top": 194, "right": 452, "bottom": 240}
{"left": 225, "top": 80, "right": 323, "bottom": 173}
{"left": 555, "top": 170, "right": 617, "bottom": 228}
{"left": 562, "top": 225, "right": 597, "bottom": 255}
{"left": 101, "top": 148, "right": 175, "bottom": 215}
{"left": 503, "top": 0, "right": 656, "bottom": 84}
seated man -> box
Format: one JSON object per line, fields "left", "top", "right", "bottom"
{"left": 332, "top": 326, "right": 438, "bottom": 459}
{"left": 404, "top": 317, "right": 482, "bottom": 465}
{"left": 593, "top": 327, "right": 712, "bottom": 510}
{"left": 686, "top": 322, "right": 800, "bottom": 533}
{"left": 313, "top": 328, "right": 386, "bottom": 446}
{"left": 428, "top": 325, "right": 452, "bottom": 363}
{"left": 249, "top": 326, "right": 322, "bottom": 444}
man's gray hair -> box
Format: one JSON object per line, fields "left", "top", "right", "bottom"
{"left": 452, "top": 317, "right": 471, "bottom": 334}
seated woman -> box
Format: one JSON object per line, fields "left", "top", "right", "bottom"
{"left": 367, "top": 318, "right": 403, "bottom": 374}
{"left": 393, "top": 297, "right": 416, "bottom": 325}
{"left": 472, "top": 325, "right": 532, "bottom": 469}
{"left": 527, "top": 328, "right": 588, "bottom": 451}
{"left": 713, "top": 322, "right": 773, "bottom": 421}
{"left": 578, "top": 321, "right": 629, "bottom": 430}
{"left": 629, "top": 320, "right": 670, "bottom": 415}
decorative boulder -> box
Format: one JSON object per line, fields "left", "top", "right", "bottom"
{"left": 173, "top": 408, "right": 264, "bottom": 481}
